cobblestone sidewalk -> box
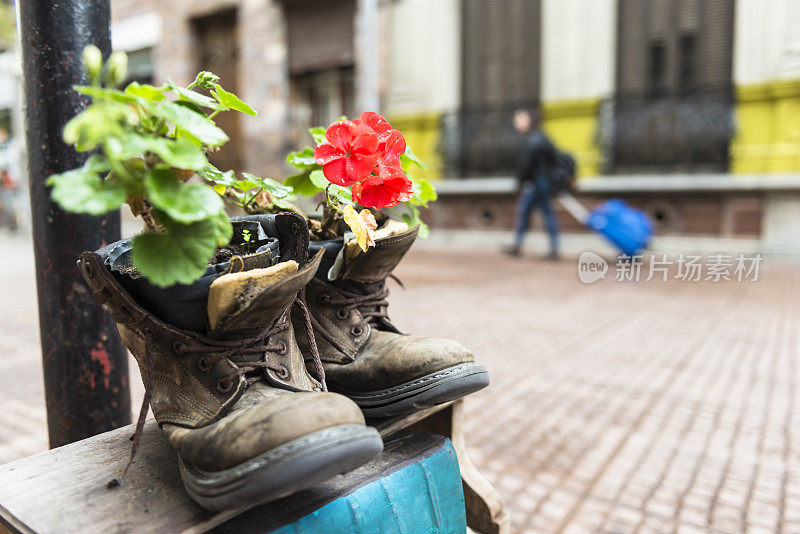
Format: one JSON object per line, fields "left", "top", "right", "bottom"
{"left": 1, "top": 235, "right": 799, "bottom": 533}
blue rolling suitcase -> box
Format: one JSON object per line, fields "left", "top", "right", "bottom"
{"left": 559, "top": 194, "right": 654, "bottom": 256}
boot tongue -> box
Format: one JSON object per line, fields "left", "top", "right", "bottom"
{"left": 336, "top": 222, "right": 418, "bottom": 284}
{"left": 208, "top": 249, "right": 325, "bottom": 334}
{"left": 207, "top": 261, "right": 299, "bottom": 333}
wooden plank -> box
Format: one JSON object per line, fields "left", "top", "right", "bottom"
{"left": 0, "top": 420, "right": 245, "bottom": 534}
{"left": 0, "top": 400, "right": 506, "bottom": 533}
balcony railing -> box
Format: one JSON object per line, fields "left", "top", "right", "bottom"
{"left": 601, "top": 85, "right": 735, "bottom": 175}
{"left": 440, "top": 104, "right": 537, "bottom": 179}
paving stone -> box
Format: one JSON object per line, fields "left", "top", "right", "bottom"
{"left": 3, "top": 240, "right": 800, "bottom": 532}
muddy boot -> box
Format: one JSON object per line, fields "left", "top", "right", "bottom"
{"left": 78, "top": 213, "right": 382, "bottom": 511}
{"left": 294, "top": 221, "right": 490, "bottom": 418}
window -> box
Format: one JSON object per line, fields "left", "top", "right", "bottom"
{"left": 611, "top": 0, "right": 734, "bottom": 173}
{"left": 648, "top": 41, "right": 667, "bottom": 97}
{"left": 292, "top": 67, "right": 355, "bottom": 129}
{"left": 678, "top": 34, "right": 698, "bottom": 92}
{"left": 123, "top": 48, "right": 154, "bottom": 86}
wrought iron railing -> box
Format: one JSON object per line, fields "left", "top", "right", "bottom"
{"left": 440, "top": 104, "right": 538, "bottom": 178}
{"left": 438, "top": 86, "right": 734, "bottom": 179}
{"left": 601, "top": 85, "right": 735, "bottom": 174}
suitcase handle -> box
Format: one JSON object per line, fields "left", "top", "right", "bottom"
{"left": 557, "top": 192, "right": 590, "bottom": 225}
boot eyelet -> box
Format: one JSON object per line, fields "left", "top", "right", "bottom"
{"left": 276, "top": 365, "right": 290, "bottom": 379}
{"left": 350, "top": 325, "right": 364, "bottom": 337}
{"left": 197, "top": 356, "right": 212, "bottom": 372}
{"left": 173, "top": 340, "right": 187, "bottom": 354}
{"left": 318, "top": 294, "right": 330, "bottom": 304}
{"left": 277, "top": 340, "right": 288, "bottom": 354}
{"left": 336, "top": 308, "right": 349, "bottom": 320}
{"left": 216, "top": 378, "right": 234, "bottom": 394}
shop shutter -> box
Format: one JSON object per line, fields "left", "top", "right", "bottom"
{"left": 461, "top": 0, "right": 540, "bottom": 109}
{"left": 616, "top": 0, "right": 647, "bottom": 94}
{"left": 285, "top": 0, "right": 355, "bottom": 75}
{"left": 700, "top": 0, "right": 734, "bottom": 88}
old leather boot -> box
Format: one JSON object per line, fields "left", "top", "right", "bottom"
{"left": 78, "top": 214, "right": 382, "bottom": 511}
{"left": 294, "top": 221, "right": 490, "bottom": 417}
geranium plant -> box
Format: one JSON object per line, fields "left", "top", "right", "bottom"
{"left": 282, "top": 112, "right": 436, "bottom": 249}
{"left": 48, "top": 47, "right": 436, "bottom": 287}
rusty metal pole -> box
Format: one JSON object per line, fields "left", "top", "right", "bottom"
{"left": 17, "top": 0, "right": 131, "bottom": 447}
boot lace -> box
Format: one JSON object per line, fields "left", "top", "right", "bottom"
{"left": 122, "top": 300, "right": 326, "bottom": 476}
{"left": 301, "top": 280, "right": 399, "bottom": 362}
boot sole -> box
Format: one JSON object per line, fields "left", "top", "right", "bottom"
{"left": 339, "top": 363, "right": 490, "bottom": 418}
{"left": 178, "top": 424, "right": 383, "bottom": 511}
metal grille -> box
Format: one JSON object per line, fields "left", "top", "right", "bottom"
{"left": 440, "top": 104, "right": 537, "bottom": 178}
{"left": 612, "top": 0, "right": 735, "bottom": 173}
{"left": 454, "top": 0, "right": 541, "bottom": 178}
{"left": 601, "top": 85, "right": 734, "bottom": 174}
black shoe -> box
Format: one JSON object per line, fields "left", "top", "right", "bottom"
{"left": 503, "top": 245, "right": 522, "bottom": 257}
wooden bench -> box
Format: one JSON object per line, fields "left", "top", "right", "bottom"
{"left": 0, "top": 400, "right": 507, "bottom": 533}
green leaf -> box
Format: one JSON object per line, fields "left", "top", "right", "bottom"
{"left": 328, "top": 183, "right": 354, "bottom": 207}
{"left": 131, "top": 212, "right": 230, "bottom": 287}
{"left": 151, "top": 137, "right": 207, "bottom": 170}
{"left": 286, "top": 147, "right": 317, "bottom": 169}
{"left": 309, "top": 126, "right": 326, "bottom": 144}
{"left": 401, "top": 146, "right": 427, "bottom": 170}
{"left": 145, "top": 167, "right": 224, "bottom": 223}
{"left": 284, "top": 170, "right": 324, "bottom": 197}
{"left": 148, "top": 101, "right": 229, "bottom": 146}
{"left": 63, "top": 102, "right": 135, "bottom": 150}
{"left": 198, "top": 162, "right": 236, "bottom": 186}
{"left": 124, "top": 82, "right": 167, "bottom": 101}
{"left": 241, "top": 172, "right": 294, "bottom": 199}
{"left": 408, "top": 177, "right": 437, "bottom": 207}
{"left": 106, "top": 133, "right": 207, "bottom": 170}
{"left": 309, "top": 169, "right": 329, "bottom": 189}
{"left": 273, "top": 197, "right": 298, "bottom": 211}
{"left": 211, "top": 83, "right": 257, "bottom": 116}
{"left": 400, "top": 205, "right": 429, "bottom": 238}
{"left": 74, "top": 85, "right": 137, "bottom": 103}
{"left": 46, "top": 156, "right": 126, "bottom": 215}
{"left": 171, "top": 84, "right": 224, "bottom": 110}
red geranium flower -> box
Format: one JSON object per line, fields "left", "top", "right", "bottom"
{"left": 314, "top": 121, "right": 379, "bottom": 186}
{"left": 352, "top": 171, "right": 414, "bottom": 209}
{"left": 355, "top": 111, "right": 393, "bottom": 139}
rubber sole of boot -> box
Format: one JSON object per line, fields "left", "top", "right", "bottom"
{"left": 338, "top": 363, "right": 490, "bottom": 418}
{"left": 178, "top": 424, "right": 383, "bottom": 511}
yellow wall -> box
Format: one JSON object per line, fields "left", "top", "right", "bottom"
{"left": 541, "top": 98, "right": 602, "bottom": 178}
{"left": 731, "top": 80, "right": 800, "bottom": 174}
{"left": 389, "top": 113, "right": 443, "bottom": 181}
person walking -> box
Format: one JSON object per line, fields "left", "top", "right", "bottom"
{"left": 505, "top": 109, "right": 560, "bottom": 259}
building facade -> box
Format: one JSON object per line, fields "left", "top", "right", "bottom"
{"left": 15, "top": 0, "right": 797, "bottom": 252}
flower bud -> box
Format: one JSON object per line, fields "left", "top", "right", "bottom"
{"left": 105, "top": 51, "right": 128, "bottom": 87}
{"left": 81, "top": 45, "right": 103, "bottom": 85}
{"left": 193, "top": 71, "right": 220, "bottom": 89}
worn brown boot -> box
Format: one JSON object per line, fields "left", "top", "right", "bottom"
{"left": 294, "top": 221, "right": 490, "bottom": 417}
{"left": 78, "top": 214, "right": 382, "bottom": 510}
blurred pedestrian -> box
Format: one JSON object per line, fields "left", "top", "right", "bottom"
{"left": 504, "top": 109, "right": 559, "bottom": 259}
{"left": 0, "top": 128, "right": 18, "bottom": 232}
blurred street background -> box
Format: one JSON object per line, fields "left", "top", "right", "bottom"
{"left": 2, "top": 230, "right": 800, "bottom": 532}
{"left": 2, "top": 0, "right": 800, "bottom": 532}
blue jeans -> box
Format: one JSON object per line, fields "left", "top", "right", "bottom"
{"left": 513, "top": 181, "right": 559, "bottom": 253}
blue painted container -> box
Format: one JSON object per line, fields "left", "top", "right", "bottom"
{"left": 586, "top": 199, "right": 653, "bottom": 256}
{"left": 217, "top": 432, "right": 467, "bottom": 534}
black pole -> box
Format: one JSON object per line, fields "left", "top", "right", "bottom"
{"left": 18, "top": 0, "right": 131, "bottom": 447}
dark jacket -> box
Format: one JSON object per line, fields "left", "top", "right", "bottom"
{"left": 517, "top": 130, "right": 556, "bottom": 187}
